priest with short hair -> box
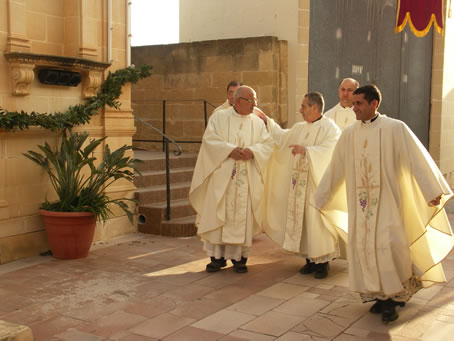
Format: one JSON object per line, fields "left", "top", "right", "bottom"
{"left": 259, "top": 92, "right": 344, "bottom": 279}
{"left": 314, "top": 84, "right": 454, "bottom": 323}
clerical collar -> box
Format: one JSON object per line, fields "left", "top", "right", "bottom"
{"left": 311, "top": 115, "right": 322, "bottom": 123}
{"left": 362, "top": 114, "right": 378, "bottom": 124}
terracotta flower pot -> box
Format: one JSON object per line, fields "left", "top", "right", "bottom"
{"left": 39, "top": 210, "right": 96, "bottom": 259}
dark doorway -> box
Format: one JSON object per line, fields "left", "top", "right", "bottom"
{"left": 308, "top": 0, "right": 433, "bottom": 147}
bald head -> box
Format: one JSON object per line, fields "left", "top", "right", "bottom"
{"left": 338, "top": 78, "right": 359, "bottom": 108}
{"left": 233, "top": 85, "right": 257, "bottom": 115}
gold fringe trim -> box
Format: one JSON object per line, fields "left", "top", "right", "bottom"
{"left": 395, "top": 11, "right": 444, "bottom": 37}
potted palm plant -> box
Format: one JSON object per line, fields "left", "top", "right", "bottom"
{"left": 23, "top": 130, "right": 141, "bottom": 259}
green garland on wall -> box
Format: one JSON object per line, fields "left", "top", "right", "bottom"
{"left": 0, "top": 64, "right": 152, "bottom": 132}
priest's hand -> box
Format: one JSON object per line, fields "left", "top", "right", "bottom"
{"left": 229, "top": 147, "right": 244, "bottom": 160}
{"left": 289, "top": 144, "right": 306, "bottom": 156}
{"left": 429, "top": 195, "right": 441, "bottom": 206}
{"left": 241, "top": 148, "right": 254, "bottom": 160}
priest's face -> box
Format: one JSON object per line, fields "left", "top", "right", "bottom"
{"left": 234, "top": 87, "right": 257, "bottom": 115}
{"left": 227, "top": 85, "right": 240, "bottom": 106}
{"left": 353, "top": 94, "right": 377, "bottom": 121}
{"left": 299, "top": 97, "right": 315, "bottom": 122}
{"left": 338, "top": 79, "right": 357, "bottom": 108}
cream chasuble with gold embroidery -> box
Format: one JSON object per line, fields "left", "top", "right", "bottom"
{"left": 189, "top": 107, "right": 273, "bottom": 250}
{"left": 263, "top": 116, "right": 343, "bottom": 262}
{"left": 325, "top": 103, "right": 356, "bottom": 132}
{"left": 353, "top": 126, "right": 381, "bottom": 291}
{"left": 315, "top": 115, "right": 454, "bottom": 302}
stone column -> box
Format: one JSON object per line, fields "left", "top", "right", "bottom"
{"left": 79, "top": 0, "right": 99, "bottom": 59}
{"left": 5, "top": 0, "right": 31, "bottom": 52}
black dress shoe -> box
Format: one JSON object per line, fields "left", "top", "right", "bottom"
{"left": 381, "top": 299, "right": 403, "bottom": 323}
{"left": 382, "top": 306, "right": 398, "bottom": 323}
{"left": 206, "top": 257, "right": 227, "bottom": 272}
{"left": 369, "top": 300, "right": 384, "bottom": 314}
{"left": 232, "top": 257, "right": 248, "bottom": 273}
{"left": 299, "top": 258, "right": 315, "bottom": 274}
{"left": 314, "top": 262, "right": 330, "bottom": 279}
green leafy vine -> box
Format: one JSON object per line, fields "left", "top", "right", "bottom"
{"left": 0, "top": 64, "right": 152, "bottom": 132}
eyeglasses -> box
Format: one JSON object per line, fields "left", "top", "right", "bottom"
{"left": 239, "top": 97, "right": 258, "bottom": 105}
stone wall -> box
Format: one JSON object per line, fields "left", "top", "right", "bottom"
{"left": 0, "top": 0, "right": 135, "bottom": 264}
{"left": 131, "top": 36, "right": 288, "bottom": 152}
{"left": 429, "top": 1, "right": 454, "bottom": 187}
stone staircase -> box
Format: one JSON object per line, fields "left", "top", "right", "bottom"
{"left": 133, "top": 149, "right": 198, "bottom": 237}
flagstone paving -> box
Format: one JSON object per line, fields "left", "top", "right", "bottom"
{"left": 1, "top": 202, "right": 454, "bottom": 340}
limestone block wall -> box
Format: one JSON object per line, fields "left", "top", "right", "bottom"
{"left": 0, "top": 0, "right": 135, "bottom": 264}
{"left": 295, "top": 0, "right": 310, "bottom": 124}
{"left": 429, "top": 1, "right": 454, "bottom": 187}
{"left": 131, "top": 36, "right": 288, "bottom": 152}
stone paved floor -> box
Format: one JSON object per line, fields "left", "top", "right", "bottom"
{"left": 1, "top": 202, "right": 454, "bottom": 340}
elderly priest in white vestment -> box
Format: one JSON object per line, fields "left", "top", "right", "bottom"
{"left": 259, "top": 92, "right": 343, "bottom": 279}
{"left": 324, "top": 78, "right": 359, "bottom": 131}
{"left": 189, "top": 85, "right": 273, "bottom": 273}
{"left": 314, "top": 84, "right": 454, "bottom": 323}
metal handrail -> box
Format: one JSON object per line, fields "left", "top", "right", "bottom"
{"left": 133, "top": 99, "right": 216, "bottom": 148}
{"left": 132, "top": 99, "right": 216, "bottom": 222}
{"left": 133, "top": 115, "right": 182, "bottom": 156}
{"left": 133, "top": 115, "right": 182, "bottom": 221}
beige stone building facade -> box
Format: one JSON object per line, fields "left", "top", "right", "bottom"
{"left": 430, "top": 3, "right": 454, "bottom": 187}
{"left": 0, "top": 0, "right": 136, "bottom": 264}
{"left": 133, "top": 0, "right": 454, "bottom": 186}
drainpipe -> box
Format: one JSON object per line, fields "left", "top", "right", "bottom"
{"left": 107, "top": 0, "right": 112, "bottom": 63}
{"left": 126, "top": 0, "right": 132, "bottom": 66}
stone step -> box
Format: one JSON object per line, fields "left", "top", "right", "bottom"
{"left": 138, "top": 200, "right": 196, "bottom": 236}
{"left": 142, "top": 198, "right": 195, "bottom": 219}
{"left": 134, "top": 150, "right": 197, "bottom": 172}
{"left": 135, "top": 181, "right": 191, "bottom": 204}
{"left": 133, "top": 149, "right": 198, "bottom": 237}
{"left": 161, "top": 215, "right": 197, "bottom": 237}
{"left": 134, "top": 167, "right": 194, "bottom": 188}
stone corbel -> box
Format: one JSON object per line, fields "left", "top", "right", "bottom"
{"left": 9, "top": 63, "right": 35, "bottom": 96}
{"left": 82, "top": 70, "right": 103, "bottom": 98}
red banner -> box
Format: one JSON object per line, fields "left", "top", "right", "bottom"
{"left": 395, "top": 0, "right": 444, "bottom": 37}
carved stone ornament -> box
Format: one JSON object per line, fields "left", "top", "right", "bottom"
{"left": 3, "top": 52, "right": 111, "bottom": 97}
{"left": 10, "top": 63, "right": 35, "bottom": 96}
{"left": 82, "top": 70, "right": 103, "bottom": 98}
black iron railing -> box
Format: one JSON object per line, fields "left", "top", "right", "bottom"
{"left": 132, "top": 99, "right": 216, "bottom": 221}
{"left": 133, "top": 99, "right": 215, "bottom": 151}
{"left": 133, "top": 115, "right": 182, "bottom": 221}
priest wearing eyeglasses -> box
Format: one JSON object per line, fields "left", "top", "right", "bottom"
{"left": 189, "top": 85, "right": 273, "bottom": 273}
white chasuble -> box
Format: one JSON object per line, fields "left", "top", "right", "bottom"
{"left": 324, "top": 103, "right": 356, "bottom": 132}
{"left": 315, "top": 115, "right": 454, "bottom": 301}
{"left": 283, "top": 126, "right": 319, "bottom": 252}
{"left": 353, "top": 127, "right": 381, "bottom": 292}
{"left": 263, "top": 117, "right": 343, "bottom": 260}
{"left": 189, "top": 107, "right": 273, "bottom": 248}
{"left": 223, "top": 163, "right": 248, "bottom": 243}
